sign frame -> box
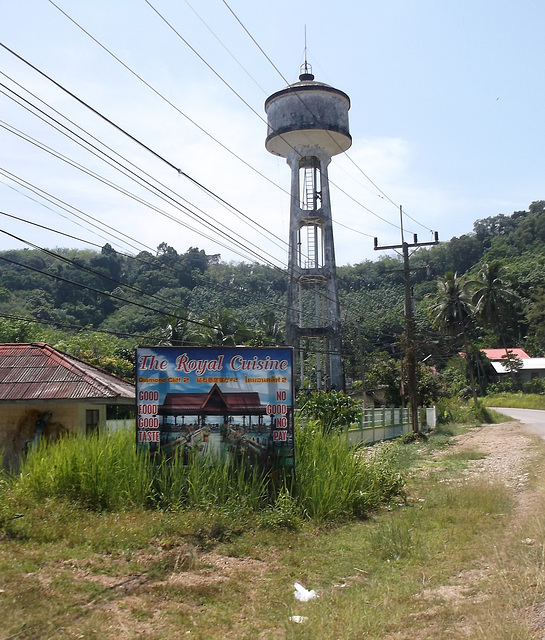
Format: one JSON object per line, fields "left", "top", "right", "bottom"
{"left": 135, "top": 346, "right": 295, "bottom": 473}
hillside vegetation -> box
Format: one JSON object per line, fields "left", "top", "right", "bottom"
{"left": 1, "top": 201, "right": 544, "bottom": 399}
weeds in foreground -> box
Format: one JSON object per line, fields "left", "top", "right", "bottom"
{"left": 436, "top": 398, "right": 497, "bottom": 425}
{"left": 295, "top": 421, "right": 405, "bottom": 522}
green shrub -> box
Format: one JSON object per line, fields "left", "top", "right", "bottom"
{"left": 487, "top": 379, "right": 519, "bottom": 394}
{"left": 435, "top": 398, "right": 494, "bottom": 425}
{"left": 296, "top": 390, "right": 362, "bottom": 432}
{"left": 522, "top": 378, "right": 545, "bottom": 394}
{"left": 257, "top": 487, "right": 303, "bottom": 530}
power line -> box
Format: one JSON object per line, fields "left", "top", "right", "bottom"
{"left": 0, "top": 168, "right": 151, "bottom": 254}
{"left": 0, "top": 127, "right": 396, "bottom": 342}
{"left": 0, "top": 208, "right": 342, "bottom": 336}
{"left": 0, "top": 219, "right": 382, "bottom": 359}
{"left": 37, "top": 6, "right": 294, "bottom": 246}
{"left": 182, "top": 0, "right": 268, "bottom": 95}
{"left": 0, "top": 43, "right": 298, "bottom": 268}
{"left": 0, "top": 118, "right": 283, "bottom": 267}
{"left": 143, "top": 0, "right": 265, "bottom": 124}
{"left": 0, "top": 230, "right": 408, "bottom": 363}
{"left": 0, "top": 40, "right": 288, "bottom": 259}
{"left": 0, "top": 311, "right": 161, "bottom": 344}
{"left": 0, "top": 76, "right": 284, "bottom": 260}
{"left": 0, "top": 202, "right": 325, "bottom": 342}
{"left": 0, "top": 251, "right": 282, "bottom": 346}
{"left": 0, "top": 208, "right": 274, "bottom": 311}
{"left": 0, "top": 209, "right": 104, "bottom": 250}
{"left": 0, "top": 22, "right": 404, "bottom": 342}
{"left": 0, "top": 213, "right": 292, "bottom": 328}
{"left": 45, "top": 3, "right": 395, "bottom": 241}
{"left": 221, "top": 0, "right": 289, "bottom": 85}
{"left": 0, "top": 114, "right": 340, "bottom": 324}
{"left": 4, "top": 12, "right": 392, "bottom": 266}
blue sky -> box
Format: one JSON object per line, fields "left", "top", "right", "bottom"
{"left": 1, "top": 0, "right": 543, "bottom": 267}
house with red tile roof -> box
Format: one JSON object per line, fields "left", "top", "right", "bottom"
{"left": 0, "top": 342, "right": 135, "bottom": 469}
{"left": 159, "top": 384, "right": 267, "bottom": 419}
{"left": 478, "top": 348, "right": 545, "bottom": 385}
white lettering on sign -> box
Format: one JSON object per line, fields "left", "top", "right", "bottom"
{"left": 230, "top": 355, "right": 288, "bottom": 372}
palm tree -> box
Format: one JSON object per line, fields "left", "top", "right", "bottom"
{"left": 468, "top": 261, "right": 521, "bottom": 386}
{"left": 470, "top": 261, "right": 520, "bottom": 362}
{"left": 204, "top": 309, "right": 253, "bottom": 346}
{"left": 158, "top": 312, "right": 206, "bottom": 346}
{"left": 429, "top": 271, "right": 478, "bottom": 403}
{"left": 256, "top": 311, "right": 284, "bottom": 344}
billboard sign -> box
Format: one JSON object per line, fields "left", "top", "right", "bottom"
{"left": 135, "top": 346, "right": 294, "bottom": 471}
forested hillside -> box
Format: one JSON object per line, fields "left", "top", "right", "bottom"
{"left": 1, "top": 201, "right": 544, "bottom": 398}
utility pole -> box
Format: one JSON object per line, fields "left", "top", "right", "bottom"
{"left": 374, "top": 207, "right": 439, "bottom": 432}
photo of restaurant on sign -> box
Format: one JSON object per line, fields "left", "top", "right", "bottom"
{"left": 135, "top": 347, "right": 294, "bottom": 472}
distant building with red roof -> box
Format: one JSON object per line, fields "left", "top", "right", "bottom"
{"left": 476, "top": 347, "right": 545, "bottom": 384}
{"left": 481, "top": 348, "right": 530, "bottom": 361}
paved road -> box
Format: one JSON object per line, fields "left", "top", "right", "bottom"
{"left": 490, "top": 407, "right": 545, "bottom": 441}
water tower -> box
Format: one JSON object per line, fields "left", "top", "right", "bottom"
{"left": 265, "top": 64, "right": 351, "bottom": 390}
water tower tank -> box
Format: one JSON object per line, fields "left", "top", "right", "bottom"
{"left": 264, "top": 66, "right": 351, "bottom": 391}
{"left": 265, "top": 70, "right": 352, "bottom": 158}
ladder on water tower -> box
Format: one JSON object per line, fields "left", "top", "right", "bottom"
{"left": 305, "top": 225, "right": 316, "bottom": 269}
{"left": 303, "top": 167, "right": 316, "bottom": 211}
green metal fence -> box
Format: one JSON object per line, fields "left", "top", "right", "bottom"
{"left": 345, "top": 406, "right": 437, "bottom": 446}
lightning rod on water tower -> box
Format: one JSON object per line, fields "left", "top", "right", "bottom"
{"left": 265, "top": 62, "right": 351, "bottom": 391}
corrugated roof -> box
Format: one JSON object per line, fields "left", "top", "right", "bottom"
{"left": 0, "top": 342, "right": 134, "bottom": 402}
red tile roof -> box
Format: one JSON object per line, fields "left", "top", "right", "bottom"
{"left": 481, "top": 348, "right": 530, "bottom": 361}
{"left": 159, "top": 384, "right": 266, "bottom": 416}
{"left": 0, "top": 342, "right": 134, "bottom": 402}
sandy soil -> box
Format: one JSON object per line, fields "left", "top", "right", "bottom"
{"left": 417, "top": 419, "right": 545, "bottom": 639}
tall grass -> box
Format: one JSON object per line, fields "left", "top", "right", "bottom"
{"left": 17, "top": 428, "right": 269, "bottom": 514}
{"left": 295, "top": 420, "right": 405, "bottom": 522}
{"left": 17, "top": 428, "right": 154, "bottom": 510}
{"left": 483, "top": 392, "right": 545, "bottom": 410}
{"left": 436, "top": 397, "right": 496, "bottom": 425}
{"left": 12, "top": 422, "right": 406, "bottom": 524}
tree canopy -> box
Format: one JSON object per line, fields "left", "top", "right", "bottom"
{"left": 0, "top": 201, "right": 544, "bottom": 394}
